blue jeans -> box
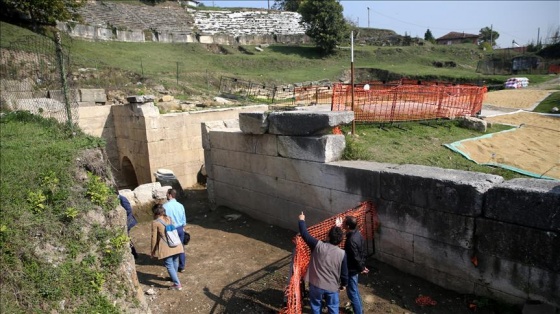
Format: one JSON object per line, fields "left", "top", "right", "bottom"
{"left": 309, "top": 284, "right": 339, "bottom": 314}
{"left": 176, "top": 227, "right": 186, "bottom": 269}
{"left": 164, "top": 254, "right": 181, "bottom": 286}
{"left": 347, "top": 274, "right": 363, "bottom": 314}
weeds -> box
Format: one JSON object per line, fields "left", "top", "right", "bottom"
{"left": 86, "top": 172, "right": 113, "bottom": 209}
{"left": 0, "top": 113, "right": 130, "bottom": 313}
{"left": 27, "top": 190, "right": 48, "bottom": 214}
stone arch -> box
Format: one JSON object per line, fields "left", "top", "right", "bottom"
{"left": 120, "top": 156, "right": 139, "bottom": 190}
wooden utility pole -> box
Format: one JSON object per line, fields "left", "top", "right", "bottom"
{"left": 351, "top": 31, "right": 355, "bottom": 135}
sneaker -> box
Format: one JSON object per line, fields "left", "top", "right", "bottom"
{"left": 169, "top": 284, "right": 182, "bottom": 291}
{"left": 178, "top": 268, "right": 185, "bottom": 273}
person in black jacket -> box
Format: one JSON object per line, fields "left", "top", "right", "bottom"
{"left": 343, "top": 216, "right": 369, "bottom": 314}
{"left": 298, "top": 212, "right": 348, "bottom": 314}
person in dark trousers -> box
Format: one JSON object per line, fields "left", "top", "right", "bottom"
{"left": 342, "top": 216, "right": 369, "bottom": 314}
{"left": 298, "top": 211, "right": 348, "bottom": 314}
{"left": 163, "top": 189, "right": 187, "bottom": 272}
{"left": 118, "top": 193, "right": 138, "bottom": 259}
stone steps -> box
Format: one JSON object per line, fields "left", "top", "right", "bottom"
{"left": 75, "top": 2, "right": 304, "bottom": 36}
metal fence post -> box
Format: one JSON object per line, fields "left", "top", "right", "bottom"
{"left": 54, "top": 32, "right": 73, "bottom": 130}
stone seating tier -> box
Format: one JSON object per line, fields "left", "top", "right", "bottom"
{"left": 73, "top": 3, "right": 304, "bottom": 36}
{"left": 77, "top": 2, "right": 193, "bottom": 32}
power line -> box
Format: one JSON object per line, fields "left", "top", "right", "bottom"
{"left": 370, "top": 9, "right": 480, "bottom": 32}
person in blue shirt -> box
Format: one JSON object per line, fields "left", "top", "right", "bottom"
{"left": 163, "top": 189, "right": 187, "bottom": 272}
{"left": 118, "top": 193, "right": 138, "bottom": 259}
{"left": 298, "top": 211, "right": 348, "bottom": 314}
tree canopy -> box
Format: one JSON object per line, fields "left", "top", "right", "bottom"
{"left": 298, "top": 0, "right": 348, "bottom": 55}
{"left": 0, "top": 0, "right": 85, "bottom": 25}
{"left": 273, "top": 0, "right": 303, "bottom": 12}
{"left": 479, "top": 26, "right": 499, "bottom": 46}
{"left": 424, "top": 29, "right": 435, "bottom": 43}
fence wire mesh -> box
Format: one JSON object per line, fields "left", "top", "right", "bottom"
{"left": 0, "top": 34, "right": 79, "bottom": 125}
{"left": 219, "top": 76, "right": 337, "bottom": 105}
{"left": 332, "top": 80, "right": 486, "bottom": 123}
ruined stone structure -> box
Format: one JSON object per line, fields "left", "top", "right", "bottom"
{"left": 57, "top": 1, "right": 309, "bottom": 45}
{"left": 202, "top": 111, "right": 560, "bottom": 310}
{"left": 10, "top": 84, "right": 558, "bottom": 310}
{"left": 77, "top": 93, "right": 267, "bottom": 189}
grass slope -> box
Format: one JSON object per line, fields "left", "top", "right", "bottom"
{"left": 0, "top": 21, "right": 554, "bottom": 97}
{"left": 0, "top": 112, "right": 135, "bottom": 313}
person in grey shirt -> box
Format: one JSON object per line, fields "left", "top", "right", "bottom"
{"left": 298, "top": 212, "right": 348, "bottom": 314}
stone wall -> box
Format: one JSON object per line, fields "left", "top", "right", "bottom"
{"left": 107, "top": 96, "right": 269, "bottom": 188}
{"left": 57, "top": 2, "right": 309, "bottom": 45}
{"left": 201, "top": 111, "right": 560, "bottom": 309}
{"left": 11, "top": 87, "right": 267, "bottom": 190}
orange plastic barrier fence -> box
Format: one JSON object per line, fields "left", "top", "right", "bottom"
{"left": 279, "top": 201, "right": 379, "bottom": 314}
{"left": 331, "top": 81, "right": 487, "bottom": 123}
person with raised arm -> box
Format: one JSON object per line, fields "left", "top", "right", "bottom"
{"left": 298, "top": 211, "right": 348, "bottom": 314}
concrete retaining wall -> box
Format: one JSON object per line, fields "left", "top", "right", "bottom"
{"left": 202, "top": 119, "right": 560, "bottom": 309}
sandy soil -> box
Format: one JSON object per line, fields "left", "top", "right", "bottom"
{"left": 457, "top": 80, "right": 560, "bottom": 180}
{"left": 483, "top": 89, "right": 553, "bottom": 110}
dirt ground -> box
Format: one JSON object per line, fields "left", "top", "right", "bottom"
{"left": 131, "top": 188, "right": 520, "bottom": 314}
{"left": 130, "top": 79, "right": 559, "bottom": 314}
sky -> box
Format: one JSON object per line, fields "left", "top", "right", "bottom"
{"left": 199, "top": 1, "right": 560, "bottom": 48}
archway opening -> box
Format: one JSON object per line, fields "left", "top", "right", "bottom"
{"left": 118, "top": 156, "right": 139, "bottom": 190}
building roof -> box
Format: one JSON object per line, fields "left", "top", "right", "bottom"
{"left": 436, "top": 32, "right": 480, "bottom": 41}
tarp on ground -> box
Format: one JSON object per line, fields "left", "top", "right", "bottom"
{"left": 444, "top": 111, "right": 560, "bottom": 180}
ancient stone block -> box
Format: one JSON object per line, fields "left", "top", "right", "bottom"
{"left": 268, "top": 111, "right": 354, "bottom": 136}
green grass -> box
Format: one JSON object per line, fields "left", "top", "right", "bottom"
{"left": 533, "top": 91, "right": 560, "bottom": 114}
{"left": 341, "top": 120, "right": 527, "bottom": 180}
{"left": 1, "top": 20, "right": 554, "bottom": 183}
{"left": 0, "top": 112, "right": 129, "bottom": 313}
{"left": 1, "top": 21, "right": 554, "bottom": 96}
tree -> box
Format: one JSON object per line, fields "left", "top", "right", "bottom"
{"left": 298, "top": 0, "right": 348, "bottom": 55}
{"left": 545, "top": 26, "right": 560, "bottom": 45}
{"left": 537, "top": 42, "right": 560, "bottom": 59}
{"left": 0, "top": 0, "right": 85, "bottom": 25}
{"left": 273, "top": 0, "right": 303, "bottom": 12}
{"left": 479, "top": 26, "right": 499, "bottom": 46}
{"left": 424, "top": 29, "right": 435, "bottom": 43}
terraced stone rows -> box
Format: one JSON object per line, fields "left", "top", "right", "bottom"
{"left": 76, "top": 2, "right": 303, "bottom": 36}
{"left": 193, "top": 11, "right": 304, "bottom": 36}
{"left": 77, "top": 2, "right": 193, "bottom": 32}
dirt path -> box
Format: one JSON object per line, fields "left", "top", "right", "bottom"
{"left": 130, "top": 188, "right": 513, "bottom": 314}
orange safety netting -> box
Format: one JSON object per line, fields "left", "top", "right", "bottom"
{"left": 279, "top": 201, "right": 379, "bottom": 314}
{"left": 331, "top": 80, "right": 487, "bottom": 123}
